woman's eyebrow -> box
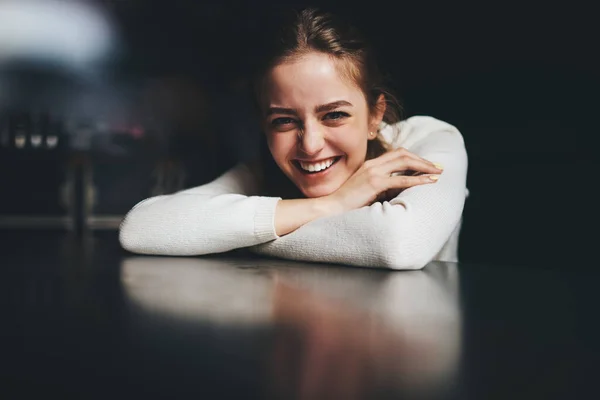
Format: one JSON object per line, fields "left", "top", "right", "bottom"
{"left": 315, "top": 100, "right": 353, "bottom": 113}
{"left": 267, "top": 100, "right": 353, "bottom": 116}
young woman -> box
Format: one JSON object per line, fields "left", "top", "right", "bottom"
{"left": 119, "top": 8, "right": 469, "bottom": 270}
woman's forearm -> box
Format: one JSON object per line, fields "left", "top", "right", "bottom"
{"left": 274, "top": 197, "right": 341, "bottom": 236}
{"left": 119, "top": 194, "right": 281, "bottom": 255}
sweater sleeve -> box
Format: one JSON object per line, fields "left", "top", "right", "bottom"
{"left": 249, "top": 117, "right": 468, "bottom": 270}
{"left": 119, "top": 164, "right": 281, "bottom": 256}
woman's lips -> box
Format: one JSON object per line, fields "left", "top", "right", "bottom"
{"left": 293, "top": 156, "right": 342, "bottom": 176}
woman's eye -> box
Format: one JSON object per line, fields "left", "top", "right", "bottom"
{"left": 324, "top": 111, "right": 349, "bottom": 121}
{"left": 271, "top": 117, "right": 296, "bottom": 127}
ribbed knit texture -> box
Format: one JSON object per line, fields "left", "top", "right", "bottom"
{"left": 119, "top": 116, "right": 468, "bottom": 269}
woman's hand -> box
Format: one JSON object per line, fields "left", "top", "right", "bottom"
{"left": 274, "top": 148, "right": 442, "bottom": 236}
{"left": 323, "top": 148, "right": 443, "bottom": 213}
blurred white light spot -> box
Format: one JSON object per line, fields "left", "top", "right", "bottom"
{"left": 15, "top": 134, "right": 26, "bottom": 148}
{"left": 0, "top": 0, "right": 116, "bottom": 69}
{"left": 30, "top": 134, "right": 42, "bottom": 147}
{"left": 46, "top": 135, "right": 58, "bottom": 148}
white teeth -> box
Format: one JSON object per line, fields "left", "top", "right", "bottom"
{"left": 299, "top": 157, "right": 336, "bottom": 172}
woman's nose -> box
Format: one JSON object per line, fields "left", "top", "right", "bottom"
{"left": 299, "top": 124, "right": 325, "bottom": 156}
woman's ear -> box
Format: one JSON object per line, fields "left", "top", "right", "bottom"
{"left": 370, "top": 94, "right": 387, "bottom": 132}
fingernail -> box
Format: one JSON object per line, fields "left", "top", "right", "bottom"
{"left": 429, "top": 175, "right": 440, "bottom": 181}
{"left": 434, "top": 163, "right": 444, "bottom": 170}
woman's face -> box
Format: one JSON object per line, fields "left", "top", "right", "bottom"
{"left": 263, "top": 52, "right": 384, "bottom": 198}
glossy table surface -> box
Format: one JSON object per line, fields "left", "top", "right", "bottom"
{"left": 1, "top": 231, "right": 597, "bottom": 399}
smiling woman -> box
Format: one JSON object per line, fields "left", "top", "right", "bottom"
{"left": 118, "top": 7, "right": 469, "bottom": 270}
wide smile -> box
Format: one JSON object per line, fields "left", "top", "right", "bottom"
{"left": 292, "top": 156, "right": 342, "bottom": 177}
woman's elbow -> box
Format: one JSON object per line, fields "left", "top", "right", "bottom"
{"left": 118, "top": 215, "right": 146, "bottom": 254}
{"left": 118, "top": 207, "right": 164, "bottom": 255}
{"left": 377, "top": 227, "right": 436, "bottom": 270}
{"left": 118, "top": 196, "right": 167, "bottom": 254}
{"left": 380, "top": 249, "right": 430, "bottom": 270}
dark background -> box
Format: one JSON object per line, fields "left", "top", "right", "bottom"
{"left": 0, "top": 0, "right": 595, "bottom": 267}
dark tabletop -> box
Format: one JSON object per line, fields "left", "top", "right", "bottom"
{"left": 0, "top": 230, "right": 597, "bottom": 400}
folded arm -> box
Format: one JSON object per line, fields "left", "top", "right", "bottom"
{"left": 250, "top": 127, "right": 468, "bottom": 270}
{"left": 119, "top": 164, "right": 281, "bottom": 256}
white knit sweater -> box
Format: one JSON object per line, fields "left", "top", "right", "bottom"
{"left": 119, "top": 116, "right": 469, "bottom": 270}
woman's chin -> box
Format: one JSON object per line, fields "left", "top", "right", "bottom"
{"left": 299, "top": 184, "right": 339, "bottom": 199}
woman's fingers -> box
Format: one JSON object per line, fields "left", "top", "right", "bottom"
{"left": 366, "top": 151, "right": 443, "bottom": 196}
{"left": 331, "top": 146, "right": 444, "bottom": 210}
{"left": 370, "top": 147, "right": 442, "bottom": 174}
{"left": 383, "top": 155, "right": 443, "bottom": 177}
{"left": 388, "top": 174, "right": 440, "bottom": 190}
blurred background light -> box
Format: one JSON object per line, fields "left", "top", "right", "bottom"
{"left": 0, "top": 0, "right": 117, "bottom": 70}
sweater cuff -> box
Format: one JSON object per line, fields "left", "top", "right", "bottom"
{"left": 254, "top": 197, "right": 281, "bottom": 242}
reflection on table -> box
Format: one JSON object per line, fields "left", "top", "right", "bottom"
{"left": 121, "top": 256, "right": 462, "bottom": 399}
